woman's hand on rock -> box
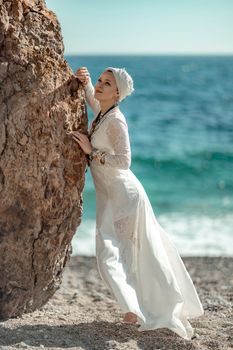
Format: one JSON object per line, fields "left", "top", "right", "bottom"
{"left": 74, "top": 67, "right": 90, "bottom": 86}
{"left": 70, "top": 130, "right": 93, "bottom": 155}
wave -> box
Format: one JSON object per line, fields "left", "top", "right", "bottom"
{"left": 132, "top": 150, "right": 233, "bottom": 171}
{"left": 71, "top": 213, "right": 233, "bottom": 257}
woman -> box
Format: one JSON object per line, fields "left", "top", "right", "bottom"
{"left": 70, "top": 66, "right": 204, "bottom": 340}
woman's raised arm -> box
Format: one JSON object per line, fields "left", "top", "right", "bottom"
{"left": 83, "top": 78, "right": 101, "bottom": 116}
{"left": 75, "top": 67, "right": 100, "bottom": 116}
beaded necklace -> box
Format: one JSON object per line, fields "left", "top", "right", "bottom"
{"left": 88, "top": 103, "right": 118, "bottom": 139}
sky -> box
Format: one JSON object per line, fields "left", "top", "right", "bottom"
{"left": 45, "top": 0, "right": 233, "bottom": 55}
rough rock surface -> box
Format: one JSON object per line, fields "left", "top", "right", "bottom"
{"left": 0, "top": 0, "right": 88, "bottom": 320}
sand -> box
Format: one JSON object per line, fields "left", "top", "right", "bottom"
{"left": 0, "top": 255, "right": 232, "bottom": 350}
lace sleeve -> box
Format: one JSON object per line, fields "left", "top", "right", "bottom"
{"left": 83, "top": 78, "right": 101, "bottom": 116}
{"left": 89, "top": 118, "right": 131, "bottom": 170}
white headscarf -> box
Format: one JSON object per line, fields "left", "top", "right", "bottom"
{"left": 105, "top": 67, "right": 135, "bottom": 102}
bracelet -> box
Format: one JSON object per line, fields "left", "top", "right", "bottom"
{"left": 87, "top": 148, "right": 96, "bottom": 162}
{"left": 87, "top": 148, "right": 106, "bottom": 164}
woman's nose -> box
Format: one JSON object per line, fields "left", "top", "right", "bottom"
{"left": 96, "top": 83, "right": 103, "bottom": 91}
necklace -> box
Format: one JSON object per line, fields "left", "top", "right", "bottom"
{"left": 89, "top": 103, "right": 118, "bottom": 139}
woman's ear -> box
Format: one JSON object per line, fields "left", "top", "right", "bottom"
{"left": 116, "top": 89, "right": 120, "bottom": 102}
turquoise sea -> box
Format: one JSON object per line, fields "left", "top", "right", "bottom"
{"left": 66, "top": 55, "right": 233, "bottom": 257}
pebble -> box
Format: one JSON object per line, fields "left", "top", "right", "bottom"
{"left": 15, "top": 342, "right": 30, "bottom": 348}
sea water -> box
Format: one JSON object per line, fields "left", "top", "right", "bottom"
{"left": 66, "top": 55, "right": 233, "bottom": 257}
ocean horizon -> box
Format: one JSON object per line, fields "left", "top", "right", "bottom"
{"left": 65, "top": 54, "right": 233, "bottom": 257}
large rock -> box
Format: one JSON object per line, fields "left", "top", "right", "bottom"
{"left": 0, "top": 0, "right": 88, "bottom": 319}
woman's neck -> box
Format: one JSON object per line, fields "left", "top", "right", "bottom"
{"left": 99, "top": 100, "right": 117, "bottom": 115}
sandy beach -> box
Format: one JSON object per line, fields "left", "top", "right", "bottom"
{"left": 0, "top": 255, "right": 232, "bottom": 350}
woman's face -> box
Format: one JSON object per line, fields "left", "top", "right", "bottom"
{"left": 94, "top": 71, "right": 120, "bottom": 103}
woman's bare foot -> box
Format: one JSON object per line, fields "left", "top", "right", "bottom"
{"left": 123, "top": 312, "right": 138, "bottom": 324}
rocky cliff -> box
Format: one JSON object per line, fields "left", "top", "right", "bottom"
{"left": 0, "top": 0, "right": 88, "bottom": 319}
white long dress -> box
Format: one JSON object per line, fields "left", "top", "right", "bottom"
{"left": 84, "top": 79, "right": 204, "bottom": 340}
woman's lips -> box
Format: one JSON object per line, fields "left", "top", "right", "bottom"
{"left": 95, "top": 90, "right": 102, "bottom": 93}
